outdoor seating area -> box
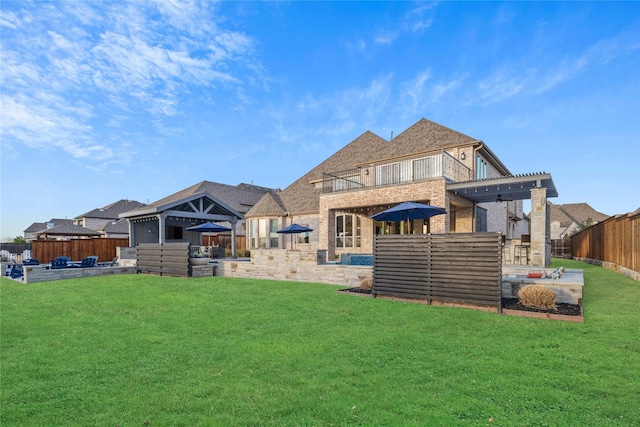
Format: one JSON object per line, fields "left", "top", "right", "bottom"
{"left": 49, "top": 255, "right": 99, "bottom": 269}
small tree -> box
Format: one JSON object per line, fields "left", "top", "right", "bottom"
{"left": 13, "top": 236, "right": 26, "bottom": 244}
{"left": 568, "top": 217, "right": 594, "bottom": 238}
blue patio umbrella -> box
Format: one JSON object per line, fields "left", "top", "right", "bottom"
{"left": 277, "top": 223, "right": 313, "bottom": 249}
{"left": 370, "top": 201, "right": 446, "bottom": 233}
{"left": 186, "top": 222, "right": 232, "bottom": 233}
{"left": 186, "top": 222, "right": 232, "bottom": 246}
{"left": 277, "top": 224, "right": 313, "bottom": 234}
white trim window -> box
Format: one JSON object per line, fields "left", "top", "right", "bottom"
{"left": 336, "top": 214, "right": 361, "bottom": 248}
{"left": 476, "top": 156, "right": 488, "bottom": 179}
{"left": 249, "top": 218, "right": 280, "bottom": 249}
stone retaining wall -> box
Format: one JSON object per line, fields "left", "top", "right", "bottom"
{"left": 502, "top": 266, "right": 584, "bottom": 305}
{"left": 216, "top": 249, "right": 371, "bottom": 287}
{"left": 24, "top": 265, "right": 137, "bottom": 284}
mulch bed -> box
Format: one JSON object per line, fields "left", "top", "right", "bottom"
{"left": 501, "top": 298, "right": 582, "bottom": 316}
{"left": 339, "top": 288, "right": 582, "bottom": 317}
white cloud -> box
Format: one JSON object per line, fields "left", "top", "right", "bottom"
{"left": 1, "top": 1, "right": 263, "bottom": 166}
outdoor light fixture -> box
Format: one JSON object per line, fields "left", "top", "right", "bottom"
{"left": 460, "top": 152, "right": 466, "bottom": 160}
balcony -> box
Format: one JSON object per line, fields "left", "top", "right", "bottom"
{"left": 322, "top": 151, "right": 471, "bottom": 193}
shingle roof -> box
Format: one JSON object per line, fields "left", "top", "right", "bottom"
{"left": 549, "top": 202, "right": 610, "bottom": 227}
{"left": 100, "top": 218, "right": 129, "bottom": 234}
{"left": 35, "top": 223, "right": 101, "bottom": 236}
{"left": 77, "top": 199, "right": 146, "bottom": 219}
{"left": 559, "top": 203, "right": 610, "bottom": 225}
{"left": 24, "top": 218, "right": 73, "bottom": 233}
{"left": 123, "top": 181, "right": 276, "bottom": 217}
{"left": 247, "top": 118, "right": 481, "bottom": 217}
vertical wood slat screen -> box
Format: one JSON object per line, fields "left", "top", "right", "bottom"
{"left": 136, "top": 242, "right": 189, "bottom": 277}
{"left": 372, "top": 233, "right": 503, "bottom": 309}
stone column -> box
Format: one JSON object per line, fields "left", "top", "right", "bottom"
{"left": 530, "top": 187, "right": 549, "bottom": 267}
{"left": 231, "top": 219, "right": 238, "bottom": 258}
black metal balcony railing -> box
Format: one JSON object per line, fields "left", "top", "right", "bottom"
{"left": 322, "top": 151, "right": 471, "bottom": 193}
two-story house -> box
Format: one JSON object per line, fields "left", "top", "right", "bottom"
{"left": 246, "top": 118, "right": 557, "bottom": 266}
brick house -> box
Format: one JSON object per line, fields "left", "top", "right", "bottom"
{"left": 246, "top": 118, "right": 558, "bottom": 266}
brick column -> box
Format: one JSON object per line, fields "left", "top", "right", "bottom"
{"left": 530, "top": 187, "right": 549, "bottom": 267}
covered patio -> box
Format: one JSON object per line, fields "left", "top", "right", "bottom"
{"left": 120, "top": 191, "right": 244, "bottom": 258}
{"left": 447, "top": 172, "right": 558, "bottom": 267}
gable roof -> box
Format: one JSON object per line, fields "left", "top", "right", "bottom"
{"left": 24, "top": 218, "right": 73, "bottom": 233}
{"left": 121, "top": 181, "right": 276, "bottom": 219}
{"left": 76, "top": 199, "right": 146, "bottom": 220}
{"left": 549, "top": 202, "right": 610, "bottom": 227}
{"left": 247, "top": 118, "right": 484, "bottom": 217}
{"left": 35, "top": 223, "right": 101, "bottom": 237}
{"left": 101, "top": 218, "right": 129, "bottom": 234}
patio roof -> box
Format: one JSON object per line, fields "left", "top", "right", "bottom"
{"left": 447, "top": 172, "right": 558, "bottom": 203}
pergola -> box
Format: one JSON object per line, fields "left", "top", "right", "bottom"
{"left": 120, "top": 191, "right": 244, "bottom": 258}
{"left": 447, "top": 172, "right": 558, "bottom": 266}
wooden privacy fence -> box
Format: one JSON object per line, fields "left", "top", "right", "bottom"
{"left": 202, "top": 235, "right": 247, "bottom": 251}
{"left": 32, "top": 238, "right": 129, "bottom": 263}
{"left": 571, "top": 211, "right": 639, "bottom": 273}
{"left": 137, "top": 242, "right": 189, "bottom": 277}
{"left": 551, "top": 239, "right": 573, "bottom": 258}
{"left": 372, "top": 233, "right": 503, "bottom": 310}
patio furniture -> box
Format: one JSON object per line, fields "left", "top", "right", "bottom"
{"left": 80, "top": 256, "right": 98, "bottom": 268}
{"left": 7, "top": 263, "right": 23, "bottom": 279}
{"left": 50, "top": 258, "right": 69, "bottom": 269}
{"left": 23, "top": 259, "right": 40, "bottom": 265}
{"left": 514, "top": 234, "right": 530, "bottom": 265}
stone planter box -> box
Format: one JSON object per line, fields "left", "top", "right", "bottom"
{"left": 189, "top": 258, "right": 211, "bottom": 266}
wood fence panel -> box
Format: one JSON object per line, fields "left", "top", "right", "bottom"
{"left": 372, "top": 233, "right": 502, "bottom": 310}
{"left": 136, "top": 242, "right": 189, "bottom": 277}
{"left": 31, "top": 238, "right": 129, "bottom": 264}
{"left": 571, "top": 212, "right": 639, "bottom": 273}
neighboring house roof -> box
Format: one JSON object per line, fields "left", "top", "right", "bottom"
{"left": 100, "top": 218, "right": 130, "bottom": 234}
{"left": 122, "top": 181, "right": 276, "bottom": 219}
{"left": 247, "top": 118, "right": 486, "bottom": 217}
{"left": 559, "top": 203, "right": 610, "bottom": 225}
{"left": 24, "top": 218, "right": 73, "bottom": 233}
{"left": 76, "top": 199, "right": 146, "bottom": 220}
{"left": 35, "top": 224, "right": 101, "bottom": 237}
{"left": 549, "top": 202, "right": 610, "bottom": 228}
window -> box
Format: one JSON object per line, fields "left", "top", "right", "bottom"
{"left": 476, "top": 207, "right": 487, "bottom": 232}
{"left": 376, "top": 163, "right": 401, "bottom": 185}
{"left": 269, "top": 219, "right": 279, "bottom": 248}
{"left": 297, "top": 224, "right": 310, "bottom": 244}
{"left": 336, "top": 214, "right": 361, "bottom": 248}
{"left": 166, "top": 226, "right": 183, "bottom": 240}
{"left": 476, "top": 156, "right": 488, "bottom": 179}
{"left": 249, "top": 218, "right": 279, "bottom": 249}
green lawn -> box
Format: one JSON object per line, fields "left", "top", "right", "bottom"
{"left": 1, "top": 259, "right": 638, "bottom": 426}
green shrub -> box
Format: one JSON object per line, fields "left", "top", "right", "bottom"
{"left": 518, "top": 284, "right": 556, "bottom": 310}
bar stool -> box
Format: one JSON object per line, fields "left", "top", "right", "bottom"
{"left": 514, "top": 234, "right": 530, "bottom": 265}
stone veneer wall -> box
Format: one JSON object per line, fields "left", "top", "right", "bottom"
{"left": 24, "top": 265, "right": 137, "bottom": 284}
{"left": 215, "top": 249, "right": 372, "bottom": 288}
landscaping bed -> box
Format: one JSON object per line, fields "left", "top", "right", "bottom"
{"left": 339, "top": 288, "right": 584, "bottom": 321}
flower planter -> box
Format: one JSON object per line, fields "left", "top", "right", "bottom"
{"left": 189, "top": 258, "right": 210, "bottom": 266}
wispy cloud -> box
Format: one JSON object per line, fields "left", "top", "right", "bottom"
{"left": 473, "top": 23, "right": 640, "bottom": 104}
{"left": 0, "top": 1, "right": 262, "bottom": 168}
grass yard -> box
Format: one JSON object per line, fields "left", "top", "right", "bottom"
{"left": 1, "top": 259, "right": 638, "bottom": 426}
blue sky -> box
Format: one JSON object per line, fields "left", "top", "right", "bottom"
{"left": 1, "top": 1, "right": 639, "bottom": 240}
